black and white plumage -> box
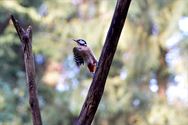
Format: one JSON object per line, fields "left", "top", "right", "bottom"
{"left": 72, "top": 39, "right": 97, "bottom": 73}
{"left": 73, "top": 47, "right": 84, "bottom": 66}
{"left": 75, "top": 39, "right": 87, "bottom": 46}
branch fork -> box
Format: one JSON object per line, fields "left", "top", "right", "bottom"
{"left": 11, "top": 15, "right": 42, "bottom": 125}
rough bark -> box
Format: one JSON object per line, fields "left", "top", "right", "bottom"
{"left": 11, "top": 15, "right": 42, "bottom": 125}
{"left": 76, "top": 0, "right": 132, "bottom": 125}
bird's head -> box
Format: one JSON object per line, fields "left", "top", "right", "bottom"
{"left": 73, "top": 39, "right": 87, "bottom": 46}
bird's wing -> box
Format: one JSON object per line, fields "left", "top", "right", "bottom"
{"left": 73, "top": 47, "right": 84, "bottom": 67}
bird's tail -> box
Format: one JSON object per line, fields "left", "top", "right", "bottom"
{"left": 87, "top": 63, "right": 96, "bottom": 73}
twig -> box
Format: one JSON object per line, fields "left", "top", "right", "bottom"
{"left": 11, "top": 15, "right": 42, "bottom": 125}
{"left": 76, "top": 0, "right": 132, "bottom": 125}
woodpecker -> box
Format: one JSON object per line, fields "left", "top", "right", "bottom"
{"left": 72, "top": 39, "right": 97, "bottom": 73}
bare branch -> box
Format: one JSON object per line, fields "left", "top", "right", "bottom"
{"left": 11, "top": 15, "right": 25, "bottom": 42}
{"left": 76, "top": 0, "right": 132, "bottom": 125}
{"left": 11, "top": 15, "right": 42, "bottom": 125}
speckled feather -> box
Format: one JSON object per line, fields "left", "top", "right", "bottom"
{"left": 73, "top": 47, "right": 84, "bottom": 66}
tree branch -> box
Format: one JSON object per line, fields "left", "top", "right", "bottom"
{"left": 11, "top": 15, "right": 43, "bottom": 125}
{"left": 76, "top": 0, "right": 132, "bottom": 125}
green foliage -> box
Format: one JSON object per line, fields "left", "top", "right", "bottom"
{"left": 0, "top": 0, "right": 188, "bottom": 125}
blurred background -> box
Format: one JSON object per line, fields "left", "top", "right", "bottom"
{"left": 0, "top": 0, "right": 188, "bottom": 125}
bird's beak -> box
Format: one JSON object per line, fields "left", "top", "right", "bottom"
{"left": 72, "top": 39, "right": 77, "bottom": 43}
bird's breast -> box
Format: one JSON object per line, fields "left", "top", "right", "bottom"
{"left": 78, "top": 46, "right": 97, "bottom": 65}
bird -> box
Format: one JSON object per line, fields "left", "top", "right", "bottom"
{"left": 72, "top": 39, "right": 97, "bottom": 74}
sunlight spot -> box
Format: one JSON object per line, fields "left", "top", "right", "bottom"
{"left": 149, "top": 79, "right": 158, "bottom": 93}
{"left": 35, "top": 54, "right": 45, "bottom": 65}
{"left": 179, "top": 17, "right": 188, "bottom": 34}
{"left": 132, "top": 99, "right": 140, "bottom": 107}
{"left": 174, "top": 75, "right": 183, "bottom": 83}
{"left": 165, "top": 48, "right": 180, "bottom": 67}
{"left": 120, "top": 70, "right": 127, "bottom": 80}
{"left": 56, "top": 83, "right": 69, "bottom": 92}
{"left": 167, "top": 74, "right": 188, "bottom": 105}
{"left": 166, "top": 33, "right": 182, "bottom": 49}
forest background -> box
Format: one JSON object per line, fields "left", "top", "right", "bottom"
{"left": 0, "top": 0, "right": 188, "bottom": 125}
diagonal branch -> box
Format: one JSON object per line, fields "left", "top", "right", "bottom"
{"left": 76, "top": 0, "right": 132, "bottom": 125}
{"left": 11, "top": 15, "right": 42, "bottom": 125}
{"left": 11, "top": 15, "right": 25, "bottom": 41}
